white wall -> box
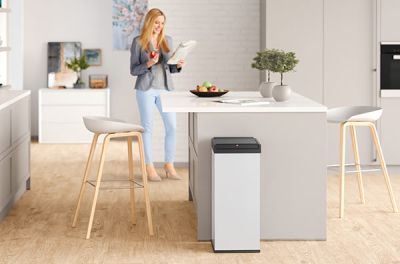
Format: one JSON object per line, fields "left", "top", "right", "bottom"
{"left": 0, "top": 0, "right": 23, "bottom": 90}
{"left": 24, "top": 0, "right": 260, "bottom": 162}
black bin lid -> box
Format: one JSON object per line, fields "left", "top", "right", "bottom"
{"left": 212, "top": 137, "right": 261, "bottom": 153}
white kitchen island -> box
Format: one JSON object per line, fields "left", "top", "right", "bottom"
{"left": 161, "top": 91, "right": 327, "bottom": 241}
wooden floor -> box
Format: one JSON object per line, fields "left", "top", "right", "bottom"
{"left": 1, "top": 141, "right": 400, "bottom": 263}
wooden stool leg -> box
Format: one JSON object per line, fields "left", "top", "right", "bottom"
{"left": 127, "top": 136, "right": 136, "bottom": 225}
{"left": 339, "top": 123, "right": 347, "bottom": 218}
{"left": 350, "top": 125, "right": 365, "bottom": 204}
{"left": 72, "top": 134, "right": 99, "bottom": 227}
{"left": 137, "top": 134, "right": 154, "bottom": 236}
{"left": 86, "top": 135, "right": 111, "bottom": 239}
{"left": 369, "top": 123, "right": 399, "bottom": 213}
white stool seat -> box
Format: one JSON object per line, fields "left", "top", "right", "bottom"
{"left": 83, "top": 116, "right": 144, "bottom": 134}
{"left": 327, "top": 106, "right": 383, "bottom": 123}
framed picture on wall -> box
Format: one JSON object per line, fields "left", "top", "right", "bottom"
{"left": 47, "top": 42, "right": 82, "bottom": 88}
{"left": 83, "top": 49, "right": 102, "bottom": 66}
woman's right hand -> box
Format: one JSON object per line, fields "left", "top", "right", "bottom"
{"left": 147, "top": 51, "right": 159, "bottom": 67}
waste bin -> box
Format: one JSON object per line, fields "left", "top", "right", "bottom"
{"left": 211, "top": 137, "right": 261, "bottom": 253}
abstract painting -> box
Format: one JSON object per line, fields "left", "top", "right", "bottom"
{"left": 112, "top": 0, "right": 148, "bottom": 50}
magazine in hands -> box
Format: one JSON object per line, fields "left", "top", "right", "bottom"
{"left": 214, "top": 99, "right": 270, "bottom": 106}
{"left": 167, "top": 40, "right": 197, "bottom": 64}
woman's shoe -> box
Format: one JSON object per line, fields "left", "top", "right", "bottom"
{"left": 146, "top": 165, "right": 162, "bottom": 182}
{"left": 164, "top": 165, "right": 182, "bottom": 180}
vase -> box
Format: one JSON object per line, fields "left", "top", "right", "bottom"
{"left": 73, "top": 71, "right": 85, "bottom": 88}
{"left": 259, "top": 81, "right": 276, "bottom": 98}
{"left": 272, "top": 85, "right": 292, "bottom": 102}
{"left": 73, "top": 82, "right": 85, "bottom": 88}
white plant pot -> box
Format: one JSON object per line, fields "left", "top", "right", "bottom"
{"left": 259, "top": 81, "right": 276, "bottom": 98}
{"left": 272, "top": 85, "right": 292, "bottom": 102}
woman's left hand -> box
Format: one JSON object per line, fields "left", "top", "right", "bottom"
{"left": 177, "top": 59, "right": 185, "bottom": 69}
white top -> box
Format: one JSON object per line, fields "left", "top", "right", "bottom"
{"left": 39, "top": 88, "right": 109, "bottom": 92}
{"left": 160, "top": 91, "right": 327, "bottom": 113}
{"left": 0, "top": 90, "right": 31, "bottom": 111}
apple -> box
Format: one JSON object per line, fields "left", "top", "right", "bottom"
{"left": 218, "top": 88, "right": 225, "bottom": 92}
{"left": 150, "top": 51, "right": 157, "bottom": 59}
{"left": 209, "top": 85, "right": 218, "bottom": 92}
{"left": 202, "top": 81, "right": 212, "bottom": 88}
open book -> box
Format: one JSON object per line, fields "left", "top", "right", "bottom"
{"left": 214, "top": 99, "right": 270, "bottom": 106}
{"left": 167, "top": 40, "right": 197, "bottom": 64}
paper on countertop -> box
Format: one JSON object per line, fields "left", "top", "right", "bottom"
{"left": 167, "top": 40, "right": 197, "bottom": 64}
{"left": 214, "top": 99, "right": 271, "bottom": 106}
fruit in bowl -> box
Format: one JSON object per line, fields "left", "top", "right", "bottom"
{"left": 196, "top": 82, "right": 224, "bottom": 93}
{"left": 209, "top": 85, "right": 218, "bottom": 92}
{"left": 196, "top": 85, "right": 208, "bottom": 92}
{"left": 202, "top": 81, "right": 212, "bottom": 88}
{"left": 191, "top": 81, "right": 228, "bottom": 97}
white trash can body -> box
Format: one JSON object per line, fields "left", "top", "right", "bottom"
{"left": 211, "top": 137, "right": 261, "bottom": 253}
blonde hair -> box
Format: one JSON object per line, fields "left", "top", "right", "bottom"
{"left": 139, "top": 8, "right": 170, "bottom": 53}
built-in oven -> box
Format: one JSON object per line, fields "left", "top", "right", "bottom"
{"left": 381, "top": 43, "right": 400, "bottom": 90}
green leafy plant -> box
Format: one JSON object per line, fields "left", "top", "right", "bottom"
{"left": 268, "top": 50, "right": 299, "bottom": 85}
{"left": 66, "top": 56, "right": 90, "bottom": 85}
{"left": 251, "top": 49, "right": 279, "bottom": 82}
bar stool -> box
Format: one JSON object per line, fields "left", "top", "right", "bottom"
{"left": 72, "top": 116, "right": 154, "bottom": 239}
{"left": 328, "top": 106, "right": 398, "bottom": 218}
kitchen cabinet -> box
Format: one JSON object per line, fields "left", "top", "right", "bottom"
{"left": 379, "top": 97, "right": 400, "bottom": 164}
{"left": 0, "top": 90, "right": 30, "bottom": 220}
{"left": 263, "top": 0, "right": 324, "bottom": 103}
{"left": 376, "top": 0, "right": 400, "bottom": 164}
{"left": 38, "top": 88, "right": 110, "bottom": 143}
{"left": 380, "top": 0, "right": 400, "bottom": 41}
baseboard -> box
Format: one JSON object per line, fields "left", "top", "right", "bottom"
{"left": 153, "top": 162, "right": 188, "bottom": 168}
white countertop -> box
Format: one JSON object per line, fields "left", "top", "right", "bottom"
{"left": 160, "top": 91, "right": 327, "bottom": 113}
{"left": 0, "top": 90, "right": 31, "bottom": 111}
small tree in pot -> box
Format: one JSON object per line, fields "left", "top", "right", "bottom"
{"left": 269, "top": 50, "right": 299, "bottom": 101}
{"left": 251, "top": 49, "right": 280, "bottom": 98}
{"left": 66, "top": 56, "right": 90, "bottom": 88}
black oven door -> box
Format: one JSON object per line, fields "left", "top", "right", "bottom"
{"left": 381, "top": 45, "right": 400, "bottom": 90}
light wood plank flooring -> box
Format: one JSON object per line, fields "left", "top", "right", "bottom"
{"left": 1, "top": 141, "right": 400, "bottom": 263}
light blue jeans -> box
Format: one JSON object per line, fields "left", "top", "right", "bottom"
{"left": 136, "top": 88, "right": 176, "bottom": 164}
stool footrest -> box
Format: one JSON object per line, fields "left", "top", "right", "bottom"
{"left": 345, "top": 169, "right": 380, "bottom": 173}
{"left": 86, "top": 179, "right": 144, "bottom": 189}
{"left": 328, "top": 163, "right": 382, "bottom": 174}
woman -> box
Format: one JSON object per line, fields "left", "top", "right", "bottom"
{"left": 130, "top": 8, "right": 184, "bottom": 181}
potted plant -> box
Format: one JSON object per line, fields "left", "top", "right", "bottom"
{"left": 66, "top": 56, "right": 90, "bottom": 88}
{"left": 251, "top": 49, "right": 278, "bottom": 98}
{"left": 269, "top": 50, "right": 299, "bottom": 101}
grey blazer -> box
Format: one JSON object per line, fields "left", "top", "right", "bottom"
{"left": 130, "top": 35, "right": 180, "bottom": 91}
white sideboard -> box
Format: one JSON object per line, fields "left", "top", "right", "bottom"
{"left": 38, "top": 88, "right": 110, "bottom": 143}
{"left": 0, "top": 90, "right": 31, "bottom": 220}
